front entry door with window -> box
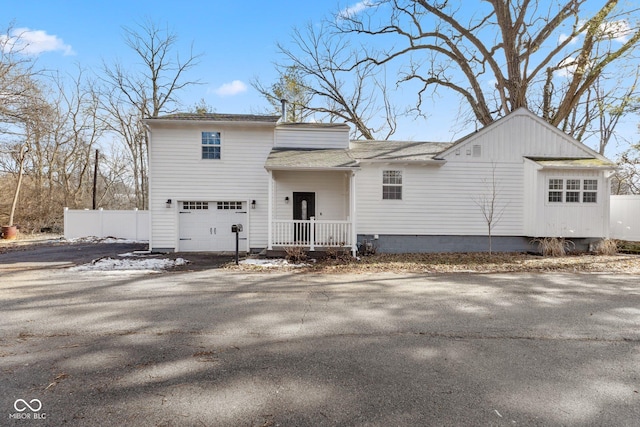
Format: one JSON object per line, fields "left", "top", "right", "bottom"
{"left": 293, "top": 192, "right": 315, "bottom": 243}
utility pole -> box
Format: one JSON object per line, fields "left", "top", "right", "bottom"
{"left": 92, "top": 149, "right": 99, "bottom": 210}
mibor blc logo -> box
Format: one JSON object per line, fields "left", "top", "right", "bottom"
{"left": 9, "top": 398, "right": 46, "bottom": 420}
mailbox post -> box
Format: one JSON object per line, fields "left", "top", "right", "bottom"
{"left": 231, "top": 224, "right": 243, "bottom": 265}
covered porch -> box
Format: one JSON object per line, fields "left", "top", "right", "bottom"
{"left": 265, "top": 148, "right": 359, "bottom": 255}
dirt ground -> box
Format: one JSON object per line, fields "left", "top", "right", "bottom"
{"left": 1, "top": 233, "right": 639, "bottom": 274}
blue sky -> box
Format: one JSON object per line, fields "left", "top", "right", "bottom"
{"left": 3, "top": 0, "right": 639, "bottom": 154}
{"left": 3, "top": 1, "right": 332, "bottom": 112}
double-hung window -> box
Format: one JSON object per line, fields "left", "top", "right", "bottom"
{"left": 583, "top": 180, "right": 598, "bottom": 203}
{"left": 202, "top": 131, "right": 221, "bottom": 159}
{"left": 383, "top": 170, "right": 402, "bottom": 200}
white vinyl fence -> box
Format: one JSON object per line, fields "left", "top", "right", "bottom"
{"left": 610, "top": 195, "right": 640, "bottom": 241}
{"left": 63, "top": 208, "right": 149, "bottom": 241}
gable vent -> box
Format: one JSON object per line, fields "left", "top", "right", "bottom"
{"left": 472, "top": 145, "right": 481, "bottom": 157}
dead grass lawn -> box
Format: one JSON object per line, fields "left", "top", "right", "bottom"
{"left": 238, "top": 252, "right": 640, "bottom": 274}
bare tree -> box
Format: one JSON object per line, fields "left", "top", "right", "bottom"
{"left": 0, "top": 24, "right": 39, "bottom": 130}
{"left": 612, "top": 146, "right": 640, "bottom": 194}
{"left": 101, "top": 19, "right": 201, "bottom": 208}
{"left": 336, "top": 0, "right": 640, "bottom": 138}
{"left": 474, "top": 164, "right": 507, "bottom": 255}
{"left": 274, "top": 22, "right": 397, "bottom": 140}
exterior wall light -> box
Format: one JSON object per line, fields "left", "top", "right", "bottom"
{"left": 251, "top": 200, "right": 256, "bottom": 209}
{"left": 285, "top": 196, "right": 289, "bottom": 204}
{"left": 166, "top": 199, "right": 172, "bottom": 208}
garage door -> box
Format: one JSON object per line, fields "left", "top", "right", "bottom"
{"left": 178, "top": 201, "right": 247, "bottom": 252}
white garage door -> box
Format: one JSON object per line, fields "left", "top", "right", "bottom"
{"left": 178, "top": 201, "right": 247, "bottom": 252}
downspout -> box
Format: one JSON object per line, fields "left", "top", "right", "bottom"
{"left": 143, "top": 123, "right": 153, "bottom": 251}
{"left": 350, "top": 170, "right": 357, "bottom": 257}
{"left": 267, "top": 169, "right": 273, "bottom": 250}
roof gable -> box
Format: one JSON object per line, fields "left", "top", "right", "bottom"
{"left": 438, "top": 108, "right": 609, "bottom": 161}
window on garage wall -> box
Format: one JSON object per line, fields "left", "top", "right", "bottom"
{"left": 202, "top": 132, "right": 221, "bottom": 159}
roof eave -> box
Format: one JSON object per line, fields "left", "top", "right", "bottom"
{"left": 356, "top": 159, "right": 447, "bottom": 165}
{"left": 144, "top": 118, "right": 279, "bottom": 126}
{"left": 536, "top": 164, "right": 618, "bottom": 170}
{"left": 265, "top": 166, "right": 359, "bottom": 172}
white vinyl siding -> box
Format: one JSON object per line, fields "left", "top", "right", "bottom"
{"left": 275, "top": 126, "right": 349, "bottom": 149}
{"left": 356, "top": 162, "right": 523, "bottom": 236}
{"left": 148, "top": 122, "right": 274, "bottom": 251}
{"left": 442, "top": 111, "right": 597, "bottom": 163}
{"left": 525, "top": 165, "right": 608, "bottom": 238}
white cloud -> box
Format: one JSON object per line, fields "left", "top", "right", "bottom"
{"left": 558, "top": 33, "right": 579, "bottom": 45}
{"left": 555, "top": 57, "right": 578, "bottom": 78}
{"left": 1, "top": 27, "right": 74, "bottom": 56}
{"left": 600, "top": 20, "right": 633, "bottom": 43}
{"left": 338, "top": 0, "right": 374, "bottom": 20}
{"left": 558, "top": 19, "right": 632, "bottom": 46}
{"left": 213, "top": 80, "right": 248, "bottom": 96}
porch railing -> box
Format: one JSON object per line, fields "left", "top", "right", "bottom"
{"left": 272, "top": 218, "right": 353, "bottom": 250}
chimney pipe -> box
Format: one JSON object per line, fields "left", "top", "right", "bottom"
{"left": 280, "top": 99, "right": 287, "bottom": 122}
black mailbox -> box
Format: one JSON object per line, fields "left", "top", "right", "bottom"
{"left": 231, "top": 224, "right": 243, "bottom": 233}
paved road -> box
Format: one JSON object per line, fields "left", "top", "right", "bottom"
{"left": 0, "top": 257, "right": 639, "bottom": 426}
{"left": 0, "top": 241, "right": 149, "bottom": 268}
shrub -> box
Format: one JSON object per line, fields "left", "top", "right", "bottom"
{"left": 592, "top": 239, "right": 618, "bottom": 255}
{"left": 284, "top": 246, "right": 307, "bottom": 263}
{"left": 531, "top": 237, "right": 575, "bottom": 257}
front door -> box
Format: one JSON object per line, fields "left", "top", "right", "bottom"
{"left": 293, "top": 192, "right": 315, "bottom": 243}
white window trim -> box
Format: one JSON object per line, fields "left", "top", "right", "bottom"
{"left": 546, "top": 177, "right": 599, "bottom": 205}
{"left": 382, "top": 170, "right": 403, "bottom": 200}
{"left": 201, "top": 130, "right": 223, "bottom": 160}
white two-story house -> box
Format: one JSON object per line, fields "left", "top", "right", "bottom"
{"left": 145, "top": 108, "right": 616, "bottom": 254}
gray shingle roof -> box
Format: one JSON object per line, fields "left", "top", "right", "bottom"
{"left": 527, "top": 157, "right": 617, "bottom": 169}
{"left": 150, "top": 113, "right": 281, "bottom": 123}
{"left": 265, "top": 141, "right": 453, "bottom": 170}
{"left": 266, "top": 148, "right": 358, "bottom": 170}
{"left": 349, "top": 141, "right": 452, "bottom": 162}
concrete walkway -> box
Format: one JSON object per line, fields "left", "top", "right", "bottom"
{"left": 1, "top": 265, "right": 639, "bottom": 426}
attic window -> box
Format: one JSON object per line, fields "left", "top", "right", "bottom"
{"left": 472, "top": 145, "right": 481, "bottom": 157}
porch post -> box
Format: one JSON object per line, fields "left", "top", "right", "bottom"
{"left": 267, "top": 170, "right": 273, "bottom": 250}
{"left": 309, "top": 217, "right": 316, "bottom": 251}
{"left": 350, "top": 171, "right": 357, "bottom": 256}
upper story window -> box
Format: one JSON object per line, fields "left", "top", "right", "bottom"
{"left": 383, "top": 170, "right": 402, "bottom": 200}
{"left": 202, "top": 132, "right": 221, "bottom": 159}
{"left": 548, "top": 178, "right": 598, "bottom": 204}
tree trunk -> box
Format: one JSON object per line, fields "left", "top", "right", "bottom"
{"left": 8, "top": 145, "right": 28, "bottom": 226}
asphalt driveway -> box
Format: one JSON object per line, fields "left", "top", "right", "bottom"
{"left": 0, "top": 253, "right": 639, "bottom": 426}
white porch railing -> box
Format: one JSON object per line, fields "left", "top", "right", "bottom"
{"left": 272, "top": 218, "right": 353, "bottom": 250}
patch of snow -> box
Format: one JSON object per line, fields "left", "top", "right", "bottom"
{"left": 65, "top": 236, "right": 148, "bottom": 244}
{"left": 240, "top": 258, "right": 308, "bottom": 268}
{"left": 118, "top": 251, "right": 152, "bottom": 257}
{"left": 70, "top": 257, "right": 188, "bottom": 272}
